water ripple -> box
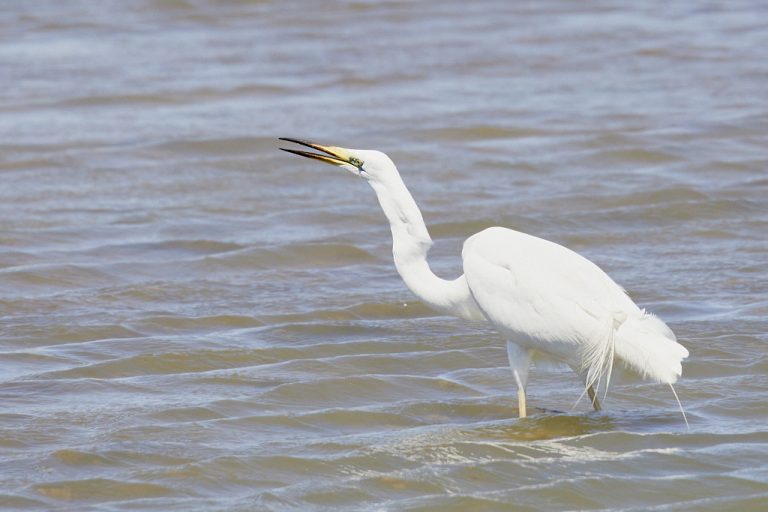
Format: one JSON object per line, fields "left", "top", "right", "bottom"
{"left": 1, "top": 0, "right": 767, "bottom": 510}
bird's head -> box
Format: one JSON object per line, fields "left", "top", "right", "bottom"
{"left": 279, "top": 138, "right": 396, "bottom": 184}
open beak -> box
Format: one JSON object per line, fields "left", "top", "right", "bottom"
{"left": 279, "top": 138, "right": 359, "bottom": 167}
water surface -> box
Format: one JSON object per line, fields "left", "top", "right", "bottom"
{"left": 1, "top": 1, "right": 767, "bottom": 510}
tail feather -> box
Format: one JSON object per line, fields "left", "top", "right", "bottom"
{"left": 580, "top": 314, "right": 616, "bottom": 396}
{"left": 614, "top": 312, "right": 689, "bottom": 384}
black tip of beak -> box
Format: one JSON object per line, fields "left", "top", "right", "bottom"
{"left": 278, "top": 137, "right": 313, "bottom": 148}
{"left": 278, "top": 137, "right": 321, "bottom": 156}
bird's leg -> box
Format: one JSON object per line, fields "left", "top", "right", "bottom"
{"left": 517, "top": 388, "right": 527, "bottom": 418}
{"left": 507, "top": 342, "right": 532, "bottom": 419}
{"left": 587, "top": 385, "right": 602, "bottom": 411}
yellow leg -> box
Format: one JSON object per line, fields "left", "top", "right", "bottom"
{"left": 507, "top": 342, "right": 532, "bottom": 419}
{"left": 587, "top": 385, "right": 602, "bottom": 411}
{"left": 517, "top": 388, "right": 527, "bottom": 418}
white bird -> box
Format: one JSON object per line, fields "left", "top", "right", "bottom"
{"left": 280, "top": 138, "right": 689, "bottom": 421}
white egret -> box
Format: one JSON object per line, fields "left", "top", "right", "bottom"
{"left": 279, "top": 138, "right": 689, "bottom": 421}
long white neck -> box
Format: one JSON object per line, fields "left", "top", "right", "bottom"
{"left": 368, "top": 172, "right": 484, "bottom": 322}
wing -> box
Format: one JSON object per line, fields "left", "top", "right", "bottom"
{"left": 462, "top": 227, "right": 639, "bottom": 367}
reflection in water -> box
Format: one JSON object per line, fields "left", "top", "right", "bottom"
{"left": 469, "top": 413, "right": 617, "bottom": 442}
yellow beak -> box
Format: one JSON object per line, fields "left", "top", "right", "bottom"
{"left": 279, "top": 138, "right": 359, "bottom": 167}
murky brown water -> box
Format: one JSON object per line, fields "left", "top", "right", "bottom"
{"left": 2, "top": 1, "right": 767, "bottom": 510}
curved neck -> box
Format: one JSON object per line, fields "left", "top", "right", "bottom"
{"left": 368, "top": 175, "right": 484, "bottom": 321}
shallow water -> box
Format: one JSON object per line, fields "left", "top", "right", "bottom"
{"left": 1, "top": 1, "right": 767, "bottom": 510}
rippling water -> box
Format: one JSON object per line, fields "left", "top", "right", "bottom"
{"left": 2, "top": 1, "right": 767, "bottom": 510}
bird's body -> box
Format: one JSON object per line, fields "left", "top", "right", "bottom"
{"left": 463, "top": 227, "right": 687, "bottom": 385}
{"left": 280, "top": 138, "right": 689, "bottom": 419}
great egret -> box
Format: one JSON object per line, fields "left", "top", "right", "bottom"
{"left": 279, "top": 138, "right": 689, "bottom": 420}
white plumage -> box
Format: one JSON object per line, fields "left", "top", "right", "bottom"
{"left": 280, "top": 138, "right": 689, "bottom": 419}
{"left": 463, "top": 227, "right": 688, "bottom": 391}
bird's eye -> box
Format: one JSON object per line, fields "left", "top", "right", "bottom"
{"left": 349, "top": 157, "right": 364, "bottom": 167}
